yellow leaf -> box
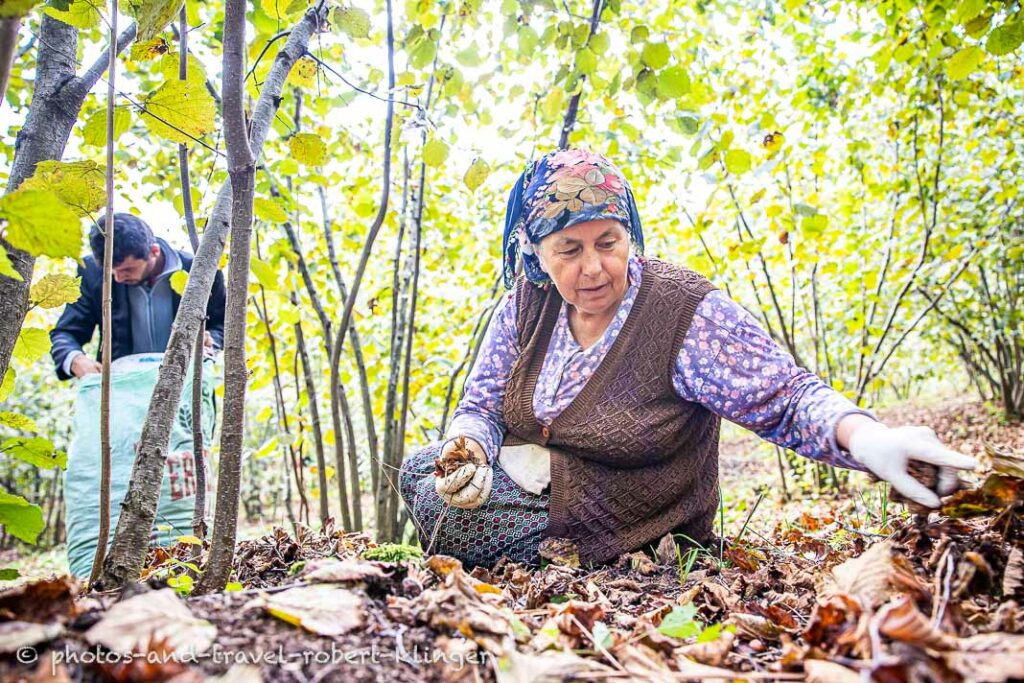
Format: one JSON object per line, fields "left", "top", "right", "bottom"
{"left": 288, "top": 57, "right": 318, "bottom": 88}
{"left": 463, "top": 157, "right": 490, "bottom": 192}
{"left": 0, "top": 245, "right": 22, "bottom": 282}
{"left": 250, "top": 258, "right": 280, "bottom": 291}
{"left": 423, "top": 138, "right": 449, "bottom": 167}
{"left": 19, "top": 160, "right": 107, "bottom": 217}
{"left": 0, "top": 368, "right": 14, "bottom": 401}
{"left": 170, "top": 270, "right": 188, "bottom": 294}
{"left": 132, "top": 0, "right": 186, "bottom": 41}
{"left": 141, "top": 78, "right": 217, "bottom": 145}
{"left": 13, "top": 327, "right": 50, "bottom": 364}
{"left": 289, "top": 133, "right": 327, "bottom": 166}
{"left": 0, "top": 412, "right": 37, "bottom": 433}
{"left": 0, "top": 189, "right": 82, "bottom": 259}
{"left": 176, "top": 534, "right": 203, "bottom": 545}
{"left": 82, "top": 108, "right": 132, "bottom": 148}
{"left": 30, "top": 274, "right": 81, "bottom": 309}
{"left": 130, "top": 37, "right": 170, "bottom": 61}
{"left": 44, "top": 0, "right": 101, "bottom": 29}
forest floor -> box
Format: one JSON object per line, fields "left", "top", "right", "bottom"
{"left": 1, "top": 395, "right": 1022, "bottom": 682}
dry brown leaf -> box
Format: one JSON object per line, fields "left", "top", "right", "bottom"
{"left": 945, "top": 633, "right": 1024, "bottom": 683}
{"left": 701, "top": 580, "right": 737, "bottom": 611}
{"left": 1004, "top": 548, "right": 1024, "bottom": 596}
{"left": 497, "top": 648, "right": 612, "bottom": 682}
{"left": 804, "top": 659, "right": 860, "bottom": 683}
{"left": 985, "top": 443, "right": 1024, "bottom": 480}
{"left": 426, "top": 555, "right": 465, "bottom": 578}
{"left": 209, "top": 664, "right": 262, "bottom": 682}
{"left": 803, "top": 593, "right": 864, "bottom": 654}
{"left": 0, "top": 620, "right": 62, "bottom": 654}
{"left": 84, "top": 588, "right": 216, "bottom": 657}
{"left": 875, "top": 595, "right": 956, "bottom": 650}
{"left": 551, "top": 599, "right": 605, "bottom": 637}
{"left": 655, "top": 533, "right": 677, "bottom": 565}
{"left": 539, "top": 537, "right": 581, "bottom": 568}
{"left": 0, "top": 575, "right": 77, "bottom": 623}
{"left": 676, "top": 629, "right": 735, "bottom": 666}
{"left": 300, "top": 558, "right": 387, "bottom": 583}
{"left": 260, "top": 584, "right": 365, "bottom": 636}
{"left": 729, "top": 613, "right": 783, "bottom": 642}
{"left": 829, "top": 541, "right": 898, "bottom": 609}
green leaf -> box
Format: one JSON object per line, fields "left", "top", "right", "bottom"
{"left": 225, "top": 582, "right": 244, "bottom": 591}
{"left": 141, "top": 78, "right": 217, "bottom": 145}
{"left": 576, "top": 47, "right": 597, "bottom": 75}
{"left": 30, "top": 274, "right": 80, "bottom": 309}
{"left": 0, "top": 412, "right": 38, "bottom": 434}
{"left": 131, "top": 0, "right": 186, "bottom": 41}
{"left": 657, "top": 65, "right": 690, "bottom": 98}
{"left": 0, "top": 369, "right": 14, "bottom": 402}
{"left": 518, "top": 25, "right": 539, "bottom": 56}
{"left": 946, "top": 46, "right": 983, "bottom": 80}
{"left": 456, "top": 46, "right": 481, "bottom": 67}
{"left": 253, "top": 198, "right": 289, "bottom": 223}
{"left": 0, "top": 568, "right": 20, "bottom": 581}
{"left": 423, "top": 138, "right": 449, "bottom": 167}
{"left": 592, "top": 620, "right": 613, "bottom": 650}
{"left": 0, "top": 491, "right": 44, "bottom": 544}
{"left": 19, "top": 160, "right": 107, "bottom": 217}
{"left": 44, "top": 0, "right": 102, "bottom": 29}
{"left": 13, "top": 327, "right": 50, "bottom": 364}
{"left": 955, "top": 0, "right": 986, "bottom": 24}
{"left": 464, "top": 157, "right": 490, "bottom": 192}
{"left": 724, "top": 149, "right": 752, "bottom": 174}
{"left": 986, "top": 22, "right": 1024, "bottom": 56}
{"left": 675, "top": 114, "right": 700, "bottom": 135}
{"left": 696, "top": 622, "right": 724, "bottom": 643}
{"left": 2, "top": 437, "right": 66, "bottom": 470}
{"left": 630, "top": 25, "right": 649, "bottom": 44}
{"left": 0, "top": 0, "right": 41, "bottom": 18}
{"left": 641, "top": 41, "right": 670, "bottom": 69}
{"left": 0, "top": 189, "right": 82, "bottom": 259}
{"left": 658, "top": 604, "right": 702, "bottom": 639}
{"left": 250, "top": 258, "right": 280, "bottom": 291}
{"left": 170, "top": 270, "right": 188, "bottom": 295}
{"left": 262, "top": 0, "right": 303, "bottom": 20}
{"left": 335, "top": 5, "right": 371, "bottom": 39}
{"left": 0, "top": 245, "right": 22, "bottom": 282}
{"left": 82, "top": 108, "right": 132, "bottom": 148}
{"left": 589, "top": 32, "right": 610, "bottom": 54}
{"left": 289, "top": 133, "right": 328, "bottom": 166}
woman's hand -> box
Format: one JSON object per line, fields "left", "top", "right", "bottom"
{"left": 840, "top": 416, "right": 978, "bottom": 508}
{"left": 434, "top": 436, "right": 492, "bottom": 509}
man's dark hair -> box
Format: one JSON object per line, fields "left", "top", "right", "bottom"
{"left": 89, "top": 213, "right": 156, "bottom": 265}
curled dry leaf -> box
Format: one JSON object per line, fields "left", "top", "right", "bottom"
{"left": 497, "top": 648, "right": 612, "bottom": 683}
{"left": 829, "top": 541, "right": 913, "bottom": 609}
{"left": 260, "top": 584, "right": 365, "bottom": 636}
{"left": 538, "top": 537, "right": 581, "bottom": 568}
{"left": 804, "top": 659, "right": 860, "bottom": 683}
{"left": 729, "top": 613, "right": 783, "bottom": 642}
{"left": 803, "top": 593, "right": 865, "bottom": 655}
{"left": 985, "top": 443, "right": 1024, "bottom": 480}
{"left": 84, "top": 588, "right": 216, "bottom": 657}
{"left": 0, "top": 575, "right": 77, "bottom": 623}
{"left": 875, "top": 595, "right": 957, "bottom": 651}
{"left": 0, "top": 620, "right": 62, "bottom": 654}
{"left": 434, "top": 436, "right": 477, "bottom": 476}
{"left": 551, "top": 599, "right": 605, "bottom": 637}
{"left": 945, "top": 632, "right": 1024, "bottom": 683}
{"left": 300, "top": 558, "right": 387, "bottom": 583}
{"left": 676, "top": 628, "right": 735, "bottom": 666}
{"left": 1003, "top": 547, "right": 1024, "bottom": 596}
{"left": 655, "top": 533, "right": 678, "bottom": 566}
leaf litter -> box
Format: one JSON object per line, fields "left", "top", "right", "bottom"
{"left": 0, "top": 400, "right": 1021, "bottom": 681}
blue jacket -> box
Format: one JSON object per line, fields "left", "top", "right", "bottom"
{"left": 49, "top": 249, "right": 226, "bottom": 380}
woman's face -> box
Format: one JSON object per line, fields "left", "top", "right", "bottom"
{"left": 537, "top": 218, "right": 630, "bottom": 319}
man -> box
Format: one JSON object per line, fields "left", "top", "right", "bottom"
{"left": 50, "top": 213, "right": 226, "bottom": 378}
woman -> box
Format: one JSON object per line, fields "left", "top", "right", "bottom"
{"left": 399, "top": 149, "right": 976, "bottom": 568}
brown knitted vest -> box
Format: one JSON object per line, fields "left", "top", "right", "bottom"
{"left": 503, "top": 258, "right": 721, "bottom": 564}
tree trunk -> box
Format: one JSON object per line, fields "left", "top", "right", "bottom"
{"left": 88, "top": 0, "right": 118, "bottom": 587}
{"left": 0, "top": 19, "right": 135, "bottom": 385}
{"left": 98, "top": 5, "right": 326, "bottom": 588}
{"left": 0, "top": 18, "right": 20, "bottom": 106}
{"left": 194, "top": 0, "right": 257, "bottom": 595}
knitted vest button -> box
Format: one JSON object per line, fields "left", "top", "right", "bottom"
{"left": 541, "top": 426, "right": 550, "bottom": 439}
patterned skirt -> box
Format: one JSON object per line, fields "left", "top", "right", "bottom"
{"left": 398, "top": 442, "right": 549, "bottom": 567}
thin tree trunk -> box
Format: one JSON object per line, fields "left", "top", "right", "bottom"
{"left": 195, "top": 0, "right": 257, "bottom": 595}
{"left": 176, "top": 5, "right": 208, "bottom": 543}
{"left": 0, "top": 18, "right": 136, "bottom": 389}
{"left": 295, "top": 320, "right": 329, "bottom": 524}
{"left": 0, "top": 18, "right": 19, "bottom": 106}
{"left": 88, "top": 0, "right": 118, "bottom": 588}
{"left": 99, "top": 4, "right": 328, "bottom": 589}
{"left": 558, "top": 0, "right": 603, "bottom": 148}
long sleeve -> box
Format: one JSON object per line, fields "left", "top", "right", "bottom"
{"left": 674, "top": 291, "right": 874, "bottom": 470}
{"left": 444, "top": 289, "right": 521, "bottom": 464}
{"left": 49, "top": 263, "right": 98, "bottom": 381}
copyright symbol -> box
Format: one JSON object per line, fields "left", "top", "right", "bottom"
{"left": 16, "top": 646, "right": 37, "bottom": 664}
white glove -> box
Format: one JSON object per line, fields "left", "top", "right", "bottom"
{"left": 434, "top": 436, "right": 493, "bottom": 509}
{"left": 848, "top": 422, "right": 978, "bottom": 508}
{"left": 435, "top": 462, "right": 493, "bottom": 509}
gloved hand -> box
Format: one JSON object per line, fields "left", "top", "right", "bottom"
{"left": 848, "top": 422, "right": 978, "bottom": 508}
{"left": 434, "top": 436, "right": 493, "bottom": 509}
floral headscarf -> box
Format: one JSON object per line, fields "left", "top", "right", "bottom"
{"left": 501, "top": 149, "right": 645, "bottom": 288}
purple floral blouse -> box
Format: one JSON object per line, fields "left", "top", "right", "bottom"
{"left": 447, "top": 256, "right": 873, "bottom": 471}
